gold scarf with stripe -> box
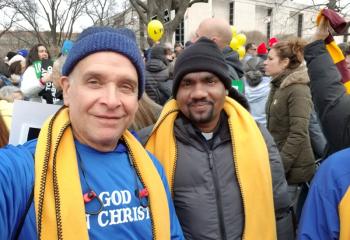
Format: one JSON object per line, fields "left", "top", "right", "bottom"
{"left": 146, "top": 97, "right": 276, "bottom": 239}
{"left": 316, "top": 9, "right": 350, "bottom": 93}
{"left": 34, "top": 107, "right": 170, "bottom": 239}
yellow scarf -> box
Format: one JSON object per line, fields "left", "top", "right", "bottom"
{"left": 34, "top": 107, "right": 170, "bottom": 239}
{"left": 146, "top": 97, "right": 277, "bottom": 239}
{"left": 339, "top": 188, "right": 350, "bottom": 240}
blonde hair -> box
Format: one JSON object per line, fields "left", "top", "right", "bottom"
{"left": 51, "top": 55, "right": 67, "bottom": 90}
{"left": 0, "top": 115, "right": 9, "bottom": 147}
{"left": 272, "top": 38, "right": 306, "bottom": 70}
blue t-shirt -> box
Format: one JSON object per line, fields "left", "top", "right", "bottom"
{"left": 0, "top": 139, "right": 183, "bottom": 239}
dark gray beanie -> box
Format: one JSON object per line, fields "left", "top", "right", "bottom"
{"left": 172, "top": 37, "right": 231, "bottom": 97}
{"left": 62, "top": 26, "right": 145, "bottom": 99}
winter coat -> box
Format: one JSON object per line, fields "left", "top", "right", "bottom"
{"left": 222, "top": 46, "right": 244, "bottom": 80}
{"left": 20, "top": 65, "right": 44, "bottom": 102}
{"left": 298, "top": 147, "right": 350, "bottom": 240}
{"left": 245, "top": 76, "right": 270, "bottom": 127}
{"left": 145, "top": 58, "right": 172, "bottom": 105}
{"left": 304, "top": 40, "right": 350, "bottom": 156}
{"left": 143, "top": 98, "right": 293, "bottom": 240}
{"left": 244, "top": 56, "right": 271, "bottom": 127}
{"left": 266, "top": 65, "right": 315, "bottom": 184}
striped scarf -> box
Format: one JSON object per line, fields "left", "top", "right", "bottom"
{"left": 316, "top": 9, "right": 350, "bottom": 93}
{"left": 34, "top": 107, "right": 170, "bottom": 239}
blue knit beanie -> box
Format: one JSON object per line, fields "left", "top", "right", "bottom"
{"left": 62, "top": 26, "right": 145, "bottom": 99}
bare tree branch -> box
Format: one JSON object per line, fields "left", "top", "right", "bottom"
{"left": 133, "top": 0, "right": 147, "bottom": 11}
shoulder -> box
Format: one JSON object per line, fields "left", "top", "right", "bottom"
{"left": 313, "top": 148, "right": 350, "bottom": 193}
{"left": 22, "top": 66, "right": 35, "bottom": 76}
{"left": 0, "top": 140, "right": 36, "bottom": 169}
{"left": 0, "top": 140, "right": 36, "bottom": 191}
{"left": 0, "top": 140, "right": 36, "bottom": 160}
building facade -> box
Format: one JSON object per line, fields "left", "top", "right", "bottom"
{"left": 180, "top": 0, "right": 318, "bottom": 44}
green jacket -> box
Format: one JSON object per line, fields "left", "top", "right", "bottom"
{"left": 266, "top": 65, "right": 315, "bottom": 184}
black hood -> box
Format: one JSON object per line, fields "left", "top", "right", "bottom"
{"left": 222, "top": 46, "right": 244, "bottom": 78}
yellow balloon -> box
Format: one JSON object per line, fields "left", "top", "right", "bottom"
{"left": 230, "top": 37, "right": 240, "bottom": 50}
{"left": 237, "top": 46, "right": 246, "bottom": 60}
{"left": 236, "top": 33, "right": 247, "bottom": 46}
{"left": 231, "top": 25, "right": 237, "bottom": 37}
{"left": 147, "top": 20, "right": 164, "bottom": 42}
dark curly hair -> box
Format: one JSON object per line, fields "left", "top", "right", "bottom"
{"left": 26, "top": 44, "right": 51, "bottom": 68}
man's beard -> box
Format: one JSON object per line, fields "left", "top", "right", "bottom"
{"left": 187, "top": 100, "right": 215, "bottom": 124}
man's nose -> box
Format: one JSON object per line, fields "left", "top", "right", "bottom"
{"left": 191, "top": 84, "right": 208, "bottom": 99}
{"left": 101, "top": 86, "right": 121, "bottom": 108}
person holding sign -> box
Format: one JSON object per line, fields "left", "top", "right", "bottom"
{"left": 20, "top": 44, "right": 59, "bottom": 104}
{"left": 0, "top": 27, "right": 184, "bottom": 240}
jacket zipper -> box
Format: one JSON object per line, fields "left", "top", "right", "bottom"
{"left": 228, "top": 121, "right": 246, "bottom": 240}
{"left": 208, "top": 150, "right": 227, "bottom": 240}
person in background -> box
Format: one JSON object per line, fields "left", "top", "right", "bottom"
{"left": 244, "top": 56, "right": 271, "bottom": 127}
{"left": 146, "top": 37, "right": 293, "bottom": 240}
{"left": 17, "top": 49, "right": 29, "bottom": 58}
{"left": 130, "top": 93, "right": 162, "bottom": 131}
{"left": 8, "top": 54, "right": 26, "bottom": 86}
{"left": 50, "top": 54, "right": 67, "bottom": 105}
{"left": 241, "top": 42, "right": 258, "bottom": 69}
{"left": 51, "top": 55, "right": 67, "bottom": 92}
{"left": 192, "top": 17, "right": 244, "bottom": 81}
{"left": 145, "top": 45, "right": 172, "bottom": 105}
{"left": 0, "top": 26, "right": 184, "bottom": 240}
{"left": 174, "top": 42, "right": 184, "bottom": 57}
{"left": 0, "top": 51, "right": 16, "bottom": 87}
{"left": 269, "top": 37, "right": 279, "bottom": 48}
{"left": 1, "top": 52, "right": 16, "bottom": 77}
{"left": 20, "top": 44, "right": 54, "bottom": 102}
{"left": 297, "top": 16, "right": 350, "bottom": 240}
{"left": 257, "top": 42, "right": 269, "bottom": 60}
{"left": 338, "top": 42, "right": 350, "bottom": 69}
{"left": 0, "top": 86, "right": 24, "bottom": 129}
{"left": 264, "top": 39, "right": 315, "bottom": 218}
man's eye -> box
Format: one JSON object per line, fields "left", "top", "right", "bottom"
{"left": 87, "top": 79, "right": 100, "bottom": 86}
{"left": 182, "top": 80, "right": 191, "bottom": 86}
{"left": 207, "top": 79, "right": 215, "bottom": 84}
{"left": 121, "top": 84, "right": 135, "bottom": 93}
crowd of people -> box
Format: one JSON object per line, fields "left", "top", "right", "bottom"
{"left": 0, "top": 11, "right": 349, "bottom": 240}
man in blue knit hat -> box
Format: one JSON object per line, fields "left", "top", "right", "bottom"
{"left": 0, "top": 26, "right": 183, "bottom": 240}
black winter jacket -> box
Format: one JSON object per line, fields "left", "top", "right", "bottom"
{"left": 172, "top": 113, "right": 293, "bottom": 240}
{"left": 304, "top": 40, "right": 350, "bottom": 155}
{"left": 145, "top": 58, "right": 172, "bottom": 105}
{"left": 222, "top": 46, "right": 244, "bottom": 80}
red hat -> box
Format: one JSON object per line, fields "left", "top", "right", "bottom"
{"left": 257, "top": 42, "right": 268, "bottom": 55}
{"left": 268, "top": 37, "right": 278, "bottom": 47}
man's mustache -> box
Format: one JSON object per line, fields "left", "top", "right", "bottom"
{"left": 188, "top": 99, "right": 214, "bottom": 107}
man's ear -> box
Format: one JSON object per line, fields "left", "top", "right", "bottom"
{"left": 60, "top": 76, "right": 71, "bottom": 107}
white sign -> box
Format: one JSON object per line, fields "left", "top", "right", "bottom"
{"left": 9, "top": 100, "right": 62, "bottom": 145}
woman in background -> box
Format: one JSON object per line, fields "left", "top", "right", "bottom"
{"left": 264, "top": 39, "right": 315, "bottom": 216}
{"left": 20, "top": 44, "right": 53, "bottom": 102}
